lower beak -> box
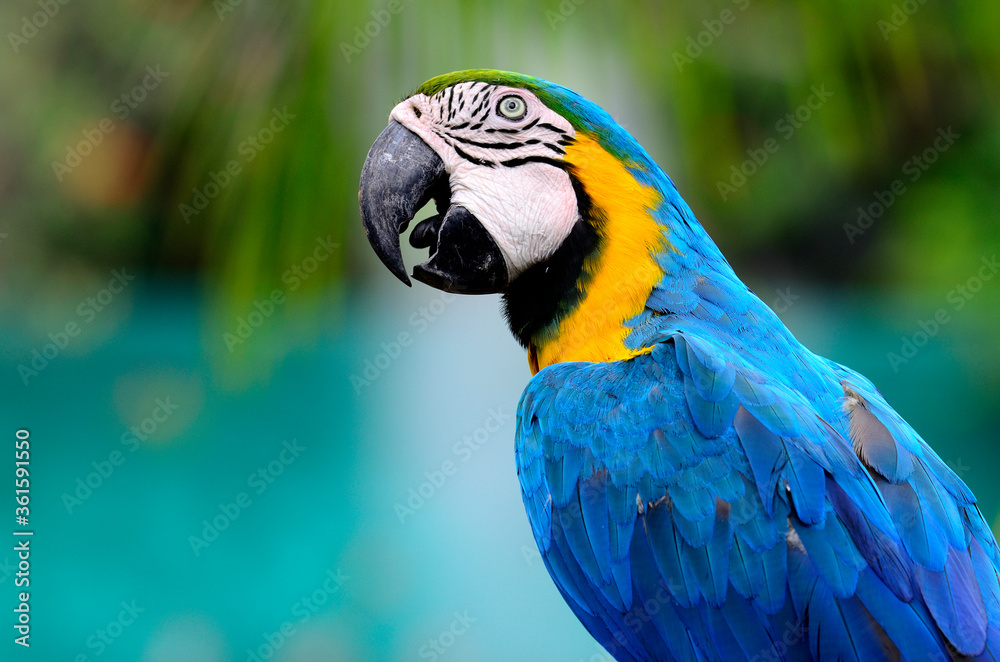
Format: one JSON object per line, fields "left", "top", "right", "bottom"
{"left": 358, "top": 121, "right": 509, "bottom": 294}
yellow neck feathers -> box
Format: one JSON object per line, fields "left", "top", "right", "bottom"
{"left": 528, "top": 134, "right": 668, "bottom": 374}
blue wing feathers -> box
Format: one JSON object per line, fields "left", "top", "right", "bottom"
{"left": 877, "top": 476, "right": 949, "bottom": 571}
{"left": 733, "top": 495, "right": 780, "bottom": 552}
{"left": 757, "top": 534, "right": 789, "bottom": 615}
{"left": 515, "top": 327, "right": 998, "bottom": 661}
{"left": 910, "top": 459, "right": 967, "bottom": 550}
{"left": 558, "top": 500, "right": 613, "bottom": 602}
{"left": 732, "top": 370, "right": 778, "bottom": 407}
{"left": 915, "top": 545, "right": 988, "bottom": 655}
{"left": 546, "top": 444, "right": 585, "bottom": 508}
{"left": 854, "top": 566, "right": 948, "bottom": 659}
{"left": 683, "top": 505, "right": 732, "bottom": 607}
{"left": 784, "top": 442, "right": 826, "bottom": 525}
{"left": 666, "top": 484, "right": 716, "bottom": 523}
{"left": 684, "top": 376, "right": 739, "bottom": 438}
{"left": 708, "top": 468, "right": 744, "bottom": 504}
{"left": 671, "top": 507, "right": 715, "bottom": 549}
{"left": 972, "top": 536, "right": 1000, "bottom": 616}
{"left": 843, "top": 395, "right": 915, "bottom": 483}
{"left": 704, "top": 599, "right": 753, "bottom": 662}
{"left": 733, "top": 406, "right": 786, "bottom": 518}
{"left": 645, "top": 499, "right": 702, "bottom": 609}
{"left": 824, "top": 476, "right": 915, "bottom": 602}
{"left": 638, "top": 429, "right": 681, "bottom": 480}
{"left": 791, "top": 517, "right": 860, "bottom": 599}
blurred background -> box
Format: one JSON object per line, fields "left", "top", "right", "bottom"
{"left": 1, "top": 0, "right": 999, "bottom": 660}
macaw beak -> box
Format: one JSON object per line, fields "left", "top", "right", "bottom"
{"left": 359, "top": 121, "right": 509, "bottom": 294}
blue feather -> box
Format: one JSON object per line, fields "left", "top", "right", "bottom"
{"left": 638, "top": 428, "right": 682, "bottom": 481}
{"left": 855, "top": 566, "right": 949, "bottom": 660}
{"left": 877, "top": 476, "right": 948, "bottom": 571}
{"left": 672, "top": 508, "right": 715, "bottom": 549}
{"left": 579, "top": 471, "right": 615, "bottom": 584}
{"left": 682, "top": 506, "right": 732, "bottom": 607}
{"left": 915, "top": 545, "right": 987, "bottom": 655}
{"left": 558, "top": 493, "right": 612, "bottom": 593}
{"left": 910, "top": 459, "right": 966, "bottom": 550}
{"left": 684, "top": 376, "right": 739, "bottom": 438}
{"left": 683, "top": 337, "right": 736, "bottom": 402}
{"left": 825, "top": 477, "right": 914, "bottom": 601}
{"left": 791, "top": 517, "right": 859, "bottom": 599}
{"left": 756, "top": 537, "right": 788, "bottom": 615}
{"left": 542, "top": 521, "right": 595, "bottom": 616}
{"left": 668, "top": 484, "right": 716, "bottom": 523}
{"left": 733, "top": 407, "right": 785, "bottom": 517}
{"left": 785, "top": 441, "right": 826, "bottom": 525}
{"left": 644, "top": 499, "right": 701, "bottom": 608}
{"left": 545, "top": 444, "right": 584, "bottom": 508}
{"left": 704, "top": 599, "right": 753, "bottom": 661}
{"left": 719, "top": 591, "right": 788, "bottom": 660}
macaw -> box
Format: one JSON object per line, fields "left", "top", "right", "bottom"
{"left": 358, "top": 69, "right": 1000, "bottom": 662}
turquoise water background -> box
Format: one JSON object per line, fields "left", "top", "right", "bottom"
{"left": 1, "top": 272, "right": 997, "bottom": 661}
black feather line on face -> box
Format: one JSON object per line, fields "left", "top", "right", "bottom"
{"left": 499, "top": 156, "right": 567, "bottom": 169}
{"left": 447, "top": 134, "right": 528, "bottom": 150}
{"left": 452, "top": 144, "right": 495, "bottom": 167}
{"left": 537, "top": 122, "right": 567, "bottom": 135}
{"left": 502, "top": 171, "right": 601, "bottom": 349}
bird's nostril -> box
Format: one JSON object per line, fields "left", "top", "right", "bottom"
{"left": 412, "top": 105, "right": 422, "bottom": 119}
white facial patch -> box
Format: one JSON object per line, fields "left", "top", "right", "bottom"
{"left": 389, "top": 83, "right": 580, "bottom": 279}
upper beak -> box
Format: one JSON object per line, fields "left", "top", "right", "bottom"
{"left": 359, "top": 120, "right": 444, "bottom": 286}
{"left": 359, "top": 121, "right": 509, "bottom": 294}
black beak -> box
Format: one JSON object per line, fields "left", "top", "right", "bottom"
{"left": 359, "top": 121, "right": 509, "bottom": 294}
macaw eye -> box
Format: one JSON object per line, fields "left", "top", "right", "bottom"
{"left": 496, "top": 95, "right": 527, "bottom": 121}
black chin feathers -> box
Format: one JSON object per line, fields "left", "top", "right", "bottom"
{"left": 501, "top": 173, "right": 602, "bottom": 348}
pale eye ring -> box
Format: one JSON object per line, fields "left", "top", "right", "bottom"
{"left": 496, "top": 95, "right": 527, "bottom": 121}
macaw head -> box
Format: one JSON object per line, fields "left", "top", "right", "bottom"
{"left": 360, "top": 70, "right": 713, "bottom": 371}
